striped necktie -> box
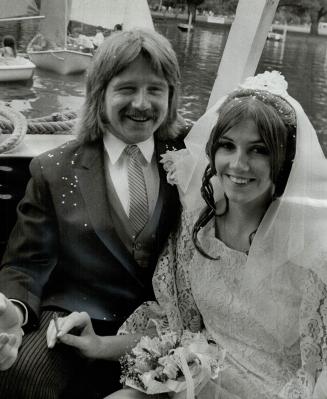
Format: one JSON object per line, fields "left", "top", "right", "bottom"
{"left": 125, "top": 144, "right": 149, "bottom": 234}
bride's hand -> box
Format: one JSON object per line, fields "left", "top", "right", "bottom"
{"left": 46, "top": 311, "right": 103, "bottom": 359}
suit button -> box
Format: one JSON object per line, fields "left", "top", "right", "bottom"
{"left": 135, "top": 242, "right": 142, "bottom": 250}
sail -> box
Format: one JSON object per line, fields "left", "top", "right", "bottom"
{"left": 70, "top": 0, "right": 154, "bottom": 30}
{"left": 38, "top": 0, "right": 71, "bottom": 48}
{"left": 0, "top": 0, "right": 39, "bottom": 19}
{"left": 123, "top": 0, "right": 154, "bottom": 31}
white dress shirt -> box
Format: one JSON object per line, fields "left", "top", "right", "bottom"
{"left": 103, "top": 132, "right": 159, "bottom": 217}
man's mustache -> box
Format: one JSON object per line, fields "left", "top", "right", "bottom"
{"left": 125, "top": 109, "right": 157, "bottom": 120}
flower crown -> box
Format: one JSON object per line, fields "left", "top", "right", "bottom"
{"left": 239, "top": 70, "right": 288, "bottom": 96}
{"left": 228, "top": 71, "right": 297, "bottom": 127}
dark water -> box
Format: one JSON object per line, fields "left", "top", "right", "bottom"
{"left": 0, "top": 18, "right": 326, "bottom": 152}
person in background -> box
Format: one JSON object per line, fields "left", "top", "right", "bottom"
{"left": 77, "top": 32, "right": 94, "bottom": 53}
{"left": 113, "top": 23, "right": 123, "bottom": 32}
{"left": 0, "top": 28, "right": 187, "bottom": 399}
{"left": 92, "top": 26, "right": 105, "bottom": 50}
{"left": 26, "top": 32, "right": 57, "bottom": 52}
{"left": 67, "top": 27, "right": 94, "bottom": 53}
{"left": 0, "top": 35, "right": 17, "bottom": 58}
{"left": 46, "top": 71, "right": 327, "bottom": 398}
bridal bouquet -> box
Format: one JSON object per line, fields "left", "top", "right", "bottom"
{"left": 120, "top": 330, "right": 225, "bottom": 399}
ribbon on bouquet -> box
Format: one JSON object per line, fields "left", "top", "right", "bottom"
{"left": 125, "top": 336, "right": 225, "bottom": 398}
{"left": 170, "top": 347, "right": 214, "bottom": 399}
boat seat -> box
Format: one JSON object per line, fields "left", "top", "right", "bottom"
{"left": 0, "top": 156, "right": 31, "bottom": 261}
{"left": 0, "top": 135, "right": 75, "bottom": 262}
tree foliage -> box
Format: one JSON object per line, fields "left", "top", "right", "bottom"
{"left": 279, "top": 0, "right": 327, "bottom": 34}
{"left": 186, "top": 0, "right": 205, "bottom": 22}
{"left": 155, "top": 0, "right": 327, "bottom": 34}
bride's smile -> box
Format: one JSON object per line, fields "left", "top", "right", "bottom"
{"left": 214, "top": 118, "right": 274, "bottom": 207}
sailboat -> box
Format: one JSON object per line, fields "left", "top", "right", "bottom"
{"left": 0, "top": 0, "right": 38, "bottom": 82}
{"left": 27, "top": 0, "right": 154, "bottom": 75}
{"left": 70, "top": 0, "right": 154, "bottom": 31}
{"left": 27, "top": 0, "right": 92, "bottom": 75}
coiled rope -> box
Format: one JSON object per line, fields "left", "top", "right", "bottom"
{"left": 0, "top": 104, "right": 77, "bottom": 154}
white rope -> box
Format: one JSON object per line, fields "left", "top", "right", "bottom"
{"left": 0, "top": 104, "right": 27, "bottom": 154}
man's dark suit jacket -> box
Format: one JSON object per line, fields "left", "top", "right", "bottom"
{"left": 0, "top": 137, "right": 182, "bottom": 331}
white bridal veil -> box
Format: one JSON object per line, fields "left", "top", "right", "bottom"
{"left": 162, "top": 70, "right": 327, "bottom": 291}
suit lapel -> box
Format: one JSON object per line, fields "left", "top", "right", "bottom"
{"left": 74, "top": 141, "right": 143, "bottom": 285}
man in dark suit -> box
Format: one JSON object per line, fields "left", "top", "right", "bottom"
{"left": 0, "top": 28, "right": 186, "bottom": 399}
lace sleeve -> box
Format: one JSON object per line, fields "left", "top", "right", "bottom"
{"left": 118, "top": 209, "right": 203, "bottom": 336}
{"left": 279, "top": 271, "right": 327, "bottom": 398}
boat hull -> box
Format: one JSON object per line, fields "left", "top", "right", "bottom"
{"left": 267, "top": 32, "right": 283, "bottom": 41}
{"left": 0, "top": 58, "right": 35, "bottom": 82}
{"left": 177, "top": 23, "right": 193, "bottom": 32}
{"left": 28, "top": 49, "right": 92, "bottom": 75}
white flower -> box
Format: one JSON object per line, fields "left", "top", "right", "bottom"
{"left": 158, "top": 354, "right": 180, "bottom": 379}
{"left": 134, "top": 357, "right": 153, "bottom": 373}
{"left": 121, "top": 330, "right": 226, "bottom": 396}
{"left": 133, "top": 336, "right": 162, "bottom": 358}
{"left": 159, "top": 332, "right": 179, "bottom": 352}
{"left": 160, "top": 149, "right": 191, "bottom": 186}
{"left": 239, "top": 71, "right": 288, "bottom": 97}
{"left": 140, "top": 369, "right": 161, "bottom": 388}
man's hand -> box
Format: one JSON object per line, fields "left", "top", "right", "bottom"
{"left": 46, "top": 311, "right": 103, "bottom": 359}
{"left": 0, "top": 293, "right": 24, "bottom": 370}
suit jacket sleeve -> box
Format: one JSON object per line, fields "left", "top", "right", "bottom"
{"left": 0, "top": 156, "right": 59, "bottom": 327}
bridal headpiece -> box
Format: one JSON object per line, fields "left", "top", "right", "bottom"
{"left": 239, "top": 70, "right": 288, "bottom": 96}
{"left": 226, "top": 71, "right": 297, "bottom": 128}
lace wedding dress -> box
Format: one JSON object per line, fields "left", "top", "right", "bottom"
{"left": 120, "top": 209, "right": 327, "bottom": 399}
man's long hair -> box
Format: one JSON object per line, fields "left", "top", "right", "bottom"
{"left": 76, "top": 29, "right": 182, "bottom": 143}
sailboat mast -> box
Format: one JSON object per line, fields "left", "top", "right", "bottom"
{"left": 207, "top": 0, "right": 280, "bottom": 108}
{"left": 64, "top": 0, "right": 67, "bottom": 49}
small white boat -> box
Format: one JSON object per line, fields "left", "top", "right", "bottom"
{"left": 267, "top": 31, "right": 283, "bottom": 41}
{"left": 0, "top": 57, "right": 35, "bottom": 82}
{"left": 177, "top": 23, "right": 193, "bottom": 32}
{"left": 28, "top": 49, "right": 92, "bottom": 75}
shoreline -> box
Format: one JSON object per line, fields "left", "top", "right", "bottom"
{"left": 151, "top": 11, "right": 327, "bottom": 36}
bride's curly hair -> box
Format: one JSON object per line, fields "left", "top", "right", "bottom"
{"left": 192, "top": 89, "right": 297, "bottom": 259}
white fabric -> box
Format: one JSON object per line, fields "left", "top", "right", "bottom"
{"left": 119, "top": 71, "right": 327, "bottom": 397}
{"left": 120, "top": 209, "right": 325, "bottom": 398}
{"left": 77, "top": 34, "right": 94, "bottom": 49}
{"left": 92, "top": 32, "right": 104, "bottom": 47}
{"left": 160, "top": 96, "right": 226, "bottom": 211}
{"left": 121, "top": 73, "right": 327, "bottom": 399}
{"left": 9, "top": 299, "right": 28, "bottom": 326}
{"left": 103, "top": 132, "right": 159, "bottom": 216}
{"left": 163, "top": 73, "right": 327, "bottom": 289}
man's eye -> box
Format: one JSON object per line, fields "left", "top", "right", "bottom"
{"left": 251, "top": 146, "right": 269, "bottom": 155}
{"left": 149, "top": 87, "right": 163, "bottom": 93}
{"left": 118, "top": 87, "right": 134, "bottom": 93}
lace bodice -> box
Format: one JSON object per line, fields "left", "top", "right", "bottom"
{"left": 119, "top": 210, "right": 327, "bottom": 398}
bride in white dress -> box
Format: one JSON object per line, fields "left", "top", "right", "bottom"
{"left": 47, "top": 72, "right": 327, "bottom": 399}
